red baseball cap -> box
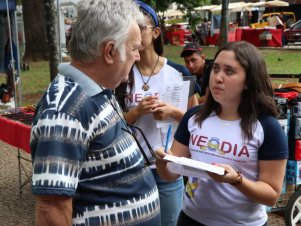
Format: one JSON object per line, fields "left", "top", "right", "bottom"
{"left": 180, "top": 42, "right": 203, "bottom": 57}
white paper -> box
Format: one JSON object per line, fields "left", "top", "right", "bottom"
{"left": 164, "top": 154, "right": 225, "bottom": 178}
{"left": 157, "top": 80, "right": 190, "bottom": 128}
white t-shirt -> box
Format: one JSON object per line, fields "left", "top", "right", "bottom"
{"left": 125, "top": 58, "right": 189, "bottom": 160}
{"left": 175, "top": 106, "right": 288, "bottom": 226}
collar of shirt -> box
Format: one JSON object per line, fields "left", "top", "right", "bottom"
{"left": 58, "top": 62, "right": 109, "bottom": 97}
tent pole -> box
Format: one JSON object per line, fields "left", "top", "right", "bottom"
{"left": 14, "top": 10, "right": 22, "bottom": 106}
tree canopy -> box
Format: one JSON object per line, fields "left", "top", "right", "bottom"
{"left": 141, "top": 0, "right": 215, "bottom": 28}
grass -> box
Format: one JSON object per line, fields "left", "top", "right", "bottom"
{"left": 1, "top": 45, "right": 300, "bottom": 106}
{"left": 164, "top": 45, "right": 301, "bottom": 74}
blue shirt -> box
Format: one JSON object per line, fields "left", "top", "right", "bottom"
{"left": 31, "top": 63, "right": 160, "bottom": 226}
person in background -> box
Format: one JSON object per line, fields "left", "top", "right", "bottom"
{"left": 115, "top": 2, "right": 198, "bottom": 226}
{"left": 180, "top": 42, "right": 213, "bottom": 103}
{"left": 30, "top": 0, "right": 161, "bottom": 225}
{"left": 199, "top": 18, "right": 209, "bottom": 46}
{"left": 0, "top": 13, "right": 8, "bottom": 73}
{"left": 156, "top": 41, "right": 288, "bottom": 226}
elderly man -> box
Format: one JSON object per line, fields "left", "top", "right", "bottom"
{"left": 181, "top": 42, "right": 213, "bottom": 103}
{"left": 30, "top": 0, "right": 161, "bottom": 225}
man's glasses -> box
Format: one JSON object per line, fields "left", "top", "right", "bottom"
{"left": 139, "top": 25, "right": 156, "bottom": 32}
{"left": 122, "top": 124, "right": 156, "bottom": 167}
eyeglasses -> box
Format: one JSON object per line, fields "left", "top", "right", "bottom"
{"left": 122, "top": 124, "right": 156, "bottom": 167}
{"left": 139, "top": 25, "right": 155, "bottom": 32}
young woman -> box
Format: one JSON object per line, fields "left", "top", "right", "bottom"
{"left": 115, "top": 2, "right": 198, "bottom": 226}
{"left": 155, "top": 41, "right": 288, "bottom": 226}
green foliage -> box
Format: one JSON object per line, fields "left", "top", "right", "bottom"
{"left": 176, "top": 0, "right": 211, "bottom": 29}
{"left": 140, "top": 0, "right": 172, "bottom": 12}
{"left": 139, "top": 0, "right": 213, "bottom": 29}
{"left": 211, "top": 0, "right": 220, "bottom": 4}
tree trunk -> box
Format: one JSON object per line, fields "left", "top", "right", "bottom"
{"left": 219, "top": 0, "right": 229, "bottom": 48}
{"left": 22, "top": 0, "right": 49, "bottom": 62}
{"left": 44, "top": 0, "right": 59, "bottom": 81}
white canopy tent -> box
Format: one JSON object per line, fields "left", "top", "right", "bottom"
{"left": 210, "top": 2, "right": 252, "bottom": 12}
{"left": 194, "top": 5, "right": 219, "bottom": 11}
{"left": 159, "top": 9, "right": 184, "bottom": 18}
{"left": 195, "top": 1, "right": 289, "bottom": 13}
{"left": 262, "top": 1, "right": 289, "bottom": 7}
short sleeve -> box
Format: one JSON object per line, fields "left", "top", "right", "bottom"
{"left": 31, "top": 110, "right": 86, "bottom": 196}
{"left": 258, "top": 115, "right": 288, "bottom": 160}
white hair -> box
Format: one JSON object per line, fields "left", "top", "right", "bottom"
{"left": 69, "top": 0, "right": 144, "bottom": 63}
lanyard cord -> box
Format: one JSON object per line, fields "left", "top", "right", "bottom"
{"left": 99, "top": 86, "right": 155, "bottom": 166}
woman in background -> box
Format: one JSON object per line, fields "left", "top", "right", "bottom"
{"left": 115, "top": 2, "right": 198, "bottom": 226}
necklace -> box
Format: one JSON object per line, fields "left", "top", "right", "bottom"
{"left": 137, "top": 55, "right": 159, "bottom": 91}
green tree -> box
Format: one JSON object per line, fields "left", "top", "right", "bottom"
{"left": 211, "top": 0, "right": 220, "bottom": 4}
{"left": 142, "top": 0, "right": 172, "bottom": 11}
{"left": 176, "top": 0, "right": 211, "bottom": 30}
{"left": 141, "top": 0, "right": 211, "bottom": 32}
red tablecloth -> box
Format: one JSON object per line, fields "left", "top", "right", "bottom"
{"left": 206, "top": 31, "right": 236, "bottom": 45}
{"left": 165, "top": 30, "right": 185, "bottom": 46}
{"left": 206, "top": 28, "right": 282, "bottom": 47}
{"left": 239, "top": 28, "right": 282, "bottom": 47}
{"left": 0, "top": 115, "right": 31, "bottom": 153}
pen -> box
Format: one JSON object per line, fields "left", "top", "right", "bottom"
{"left": 164, "top": 124, "right": 172, "bottom": 153}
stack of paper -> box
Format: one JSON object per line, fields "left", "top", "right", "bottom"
{"left": 164, "top": 154, "right": 225, "bottom": 179}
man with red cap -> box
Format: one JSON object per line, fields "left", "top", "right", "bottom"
{"left": 181, "top": 42, "right": 213, "bottom": 103}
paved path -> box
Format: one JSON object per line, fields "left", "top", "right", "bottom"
{"left": 0, "top": 141, "right": 35, "bottom": 226}
{"left": 0, "top": 140, "right": 287, "bottom": 226}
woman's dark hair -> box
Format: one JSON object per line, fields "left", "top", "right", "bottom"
{"left": 115, "top": 68, "right": 134, "bottom": 111}
{"left": 194, "top": 41, "right": 278, "bottom": 141}
{"left": 144, "top": 11, "right": 163, "bottom": 56}
{"left": 115, "top": 8, "right": 163, "bottom": 110}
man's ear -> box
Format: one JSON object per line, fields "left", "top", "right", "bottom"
{"left": 201, "top": 53, "right": 206, "bottom": 60}
{"left": 103, "top": 41, "right": 115, "bottom": 64}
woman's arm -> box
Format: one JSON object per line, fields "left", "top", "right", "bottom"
{"left": 238, "top": 159, "right": 287, "bottom": 206}
{"left": 209, "top": 159, "right": 287, "bottom": 206}
{"left": 188, "top": 94, "right": 199, "bottom": 108}
{"left": 155, "top": 139, "right": 191, "bottom": 181}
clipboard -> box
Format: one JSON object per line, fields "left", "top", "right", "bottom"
{"left": 182, "top": 76, "right": 197, "bottom": 98}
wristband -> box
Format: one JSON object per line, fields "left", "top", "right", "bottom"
{"left": 230, "top": 171, "right": 243, "bottom": 186}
